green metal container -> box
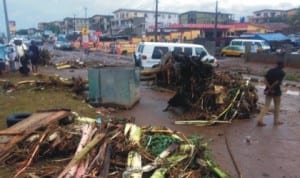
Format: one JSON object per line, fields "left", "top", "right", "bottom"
{"left": 88, "top": 67, "right": 140, "bottom": 109}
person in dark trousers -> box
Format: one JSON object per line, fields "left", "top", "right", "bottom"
{"left": 28, "top": 41, "right": 40, "bottom": 73}
{"left": 257, "top": 61, "right": 285, "bottom": 127}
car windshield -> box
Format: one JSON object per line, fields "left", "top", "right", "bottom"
{"left": 57, "top": 38, "right": 68, "bottom": 42}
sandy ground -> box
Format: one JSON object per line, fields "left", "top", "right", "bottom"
{"left": 4, "top": 49, "right": 300, "bottom": 177}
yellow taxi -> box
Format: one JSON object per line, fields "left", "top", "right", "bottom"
{"left": 221, "top": 45, "right": 245, "bottom": 57}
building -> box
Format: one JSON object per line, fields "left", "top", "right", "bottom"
{"left": 89, "top": 15, "right": 114, "bottom": 33}
{"left": 179, "top": 11, "right": 234, "bottom": 25}
{"left": 112, "top": 8, "right": 179, "bottom": 36}
{"left": 286, "top": 8, "right": 299, "bottom": 17}
{"left": 249, "top": 9, "right": 287, "bottom": 23}
{"left": 63, "top": 17, "right": 89, "bottom": 34}
{"left": 9, "top": 21, "right": 16, "bottom": 36}
{"left": 38, "top": 22, "right": 48, "bottom": 31}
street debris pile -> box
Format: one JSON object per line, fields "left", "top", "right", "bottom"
{"left": 0, "top": 110, "right": 229, "bottom": 178}
{"left": 54, "top": 59, "right": 86, "bottom": 70}
{"left": 157, "top": 54, "right": 258, "bottom": 125}
{"left": 50, "top": 50, "right": 134, "bottom": 71}
{"left": 0, "top": 74, "right": 87, "bottom": 95}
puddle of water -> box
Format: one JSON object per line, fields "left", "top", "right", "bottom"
{"left": 256, "top": 86, "right": 299, "bottom": 96}
{"left": 286, "top": 90, "right": 300, "bottom": 96}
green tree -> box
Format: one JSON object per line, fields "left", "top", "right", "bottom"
{"left": 289, "top": 7, "right": 300, "bottom": 25}
{"left": 45, "top": 24, "right": 60, "bottom": 34}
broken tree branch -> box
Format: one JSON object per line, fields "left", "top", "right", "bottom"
{"left": 57, "top": 133, "right": 105, "bottom": 178}
{"left": 14, "top": 126, "right": 51, "bottom": 178}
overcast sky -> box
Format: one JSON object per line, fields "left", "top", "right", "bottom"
{"left": 0, "top": 0, "right": 299, "bottom": 33}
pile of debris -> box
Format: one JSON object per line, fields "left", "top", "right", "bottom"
{"left": 158, "top": 54, "right": 258, "bottom": 125}
{"left": 54, "top": 59, "right": 86, "bottom": 70}
{"left": 0, "top": 110, "right": 228, "bottom": 178}
{"left": 0, "top": 74, "right": 87, "bottom": 95}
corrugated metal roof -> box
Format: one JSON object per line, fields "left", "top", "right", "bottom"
{"left": 254, "top": 33, "right": 289, "bottom": 42}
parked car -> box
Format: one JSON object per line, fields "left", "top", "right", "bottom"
{"left": 230, "top": 39, "right": 271, "bottom": 53}
{"left": 54, "top": 38, "right": 72, "bottom": 50}
{"left": 31, "top": 37, "right": 44, "bottom": 46}
{"left": 291, "top": 49, "right": 300, "bottom": 55}
{"left": 9, "top": 37, "right": 30, "bottom": 48}
{"left": 135, "top": 42, "right": 218, "bottom": 68}
{"left": 221, "top": 45, "right": 245, "bottom": 57}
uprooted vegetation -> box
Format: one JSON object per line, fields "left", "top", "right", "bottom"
{"left": 147, "top": 53, "right": 259, "bottom": 125}
{"left": 0, "top": 111, "right": 229, "bottom": 178}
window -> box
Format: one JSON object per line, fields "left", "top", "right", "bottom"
{"left": 144, "top": 13, "right": 148, "bottom": 18}
{"left": 152, "top": 47, "right": 169, "bottom": 59}
{"left": 232, "top": 41, "right": 242, "bottom": 46}
{"left": 244, "top": 42, "right": 252, "bottom": 47}
{"left": 168, "top": 15, "right": 171, "bottom": 19}
{"left": 138, "top": 45, "right": 144, "bottom": 52}
{"left": 271, "top": 12, "right": 275, "bottom": 17}
{"left": 173, "top": 47, "right": 182, "bottom": 54}
{"left": 195, "top": 47, "right": 206, "bottom": 56}
{"left": 184, "top": 47, "right": 193, "bottom": 56}
{"left": 254, "top": 42, "right": 262, "bottom": 48}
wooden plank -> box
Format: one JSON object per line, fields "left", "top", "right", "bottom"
{"left": 0, "top": 110, "right": 71, "bottom": 157}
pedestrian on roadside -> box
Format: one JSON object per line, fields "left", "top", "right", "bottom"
{"left": 28, "top": 41, "right": 40, "bottom": 73}
{"left": 15, "top": 40, "right": 29, "bottom": 76}
{"left": 7, "top": 44, "right": 17, "bottom": 73}
{"left": 0, "top": 43, "right": 8, "bottom": 76}
{"left": 257, "top": 60, "right": 285, "bottom": 127}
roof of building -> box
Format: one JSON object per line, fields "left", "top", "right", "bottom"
{"left": 254, "top": 9, "right": 286, "bottom": 13}
{"left": 260, "top": 23, "right": 290, "bottom": 31}
{"left": 149, "top": 23, "right": 232, "bottom": 30}
{"left": 254, "top": 33, "right": 289, "bottom": 42}
{"left": 180, "top": 10, "right": 233, "bottom": 16}
{"left": 90, "top": 14, "right": 114, "bottom": 18}
{"left": 113, "top": 8, "right": 178, "bottom": 15}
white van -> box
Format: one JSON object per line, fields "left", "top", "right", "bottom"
{"left": 134, "top": 42, "right": 218, "bottom": 68}
{"left": 230, "top": 39, "right": 271, "bottom": 53}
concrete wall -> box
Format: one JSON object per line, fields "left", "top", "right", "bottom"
{"left": 246, "top": 53, "right": 300, "bottom": 68}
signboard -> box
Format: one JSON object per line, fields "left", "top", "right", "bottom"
{"left": 82, "top": 35, "right": 89, "bottom": 43}
{"left": 81, "top": 27, "right": 88, "bottom": 35}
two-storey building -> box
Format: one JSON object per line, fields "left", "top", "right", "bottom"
{"left": 179, "top": 11, "right": 234, "bottom": 24}
{"left": 112, "top": 8, "right": 179, "bottom": 36}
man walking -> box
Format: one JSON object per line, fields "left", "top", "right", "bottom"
{"left": 28, "top": 41, "right": 40, "bottom": 73}
{"left": 257, "top": 61, "right": 285, "bottom": 126}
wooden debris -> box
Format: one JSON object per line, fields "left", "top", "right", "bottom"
{"left": 0, "top": 115, "right": 229, "bottom": 178}
{"left": 0, "top": 110, "right": 71, "bottom": 158}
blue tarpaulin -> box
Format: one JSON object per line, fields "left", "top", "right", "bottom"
{"left": 254, "top": 33, "right": 289, "bottom": 42}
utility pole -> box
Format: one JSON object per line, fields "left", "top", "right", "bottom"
{"left": 3, "top": 0, "right": 10, "bottom": 41}
{"left": 73, "top": 14, "right": 76, "bottom": 32}
{"left": 154, "top": 0, "right": 158, "bottom": 42}
{"left": 214, "top": 0, "right": 218, "bottom": 41}
{"left": 214, "top": 0, "right": 219, "bottom": 55}
{"left": 84, "top": 7, "right": 87, "bottom": 29}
